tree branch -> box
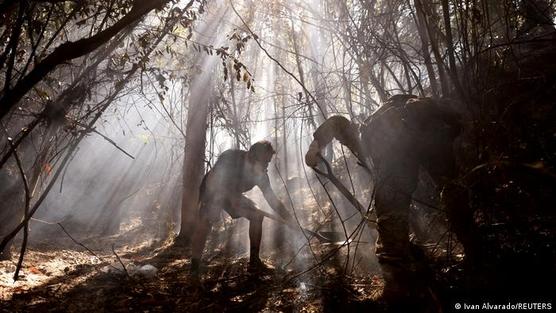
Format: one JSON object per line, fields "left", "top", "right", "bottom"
{"left": 8, "top": 138, "right": 31, "bottom": 281}
{"left": 0, "top": 0, "right": 169, "bottom": 121}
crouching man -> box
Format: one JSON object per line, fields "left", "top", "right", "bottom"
{"left": 190, "top": 141, "right": 293, "bottom": 275}
{"left": 305, "top": 95, "right": 479, "bottom": 300}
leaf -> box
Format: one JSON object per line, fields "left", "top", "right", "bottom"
{"left": 43, "top": 163, "right": 53, "bottom": 175}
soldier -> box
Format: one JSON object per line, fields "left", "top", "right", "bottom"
{"left": 190, "top": 141, "right": 293, "bottom": 275}
{"left": 305, "top": 95, "right": 478, "bottom": 298}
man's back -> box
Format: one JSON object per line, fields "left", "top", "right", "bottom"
{"left": 200, "top": 149, "right": 260, "bottom": 201}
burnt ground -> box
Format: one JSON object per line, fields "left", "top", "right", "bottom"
{"left": 2, "top": 225, "right": 553, "bottom": 313}
{"left": 0, "top": 238, "right": 385, "bottom": 313}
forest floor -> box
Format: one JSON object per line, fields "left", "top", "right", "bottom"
{"left": 0, "top": 231, "right": 387, "bottom": 312}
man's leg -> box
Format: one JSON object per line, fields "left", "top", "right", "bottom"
{"left": 374, "top": 159, "right": 419, "bottom": 299}
{"left": 425, "top": 148, "right": 479, "bottom": 266}
{"left": 248, "top": 214, "right": 264, "bottom": 267}
{"left": 229, "top": 196, "right": 266, "bottom": 268}
{"left": 442, "top": 182, "right": 478, "bottom": 263}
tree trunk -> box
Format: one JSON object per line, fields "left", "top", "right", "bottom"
{"left": 175, "top": 74, "right": 213, "bottom": 244}
{"left": 175, "top": 3, "right": 226, "bottom": 244}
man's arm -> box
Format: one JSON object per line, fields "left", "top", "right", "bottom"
{"left": 305, "top": 115, "right": 365, "bottom": 167}
{"left": 258, "top": 174, "right": 292, "bottom": 221}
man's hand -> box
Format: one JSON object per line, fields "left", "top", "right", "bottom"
{"left": 305, "top": 140, "right": 322, "bottom": 168}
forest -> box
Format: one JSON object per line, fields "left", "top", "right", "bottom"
{"left": 0, "top": 0, "right": 554, "bottom": 312}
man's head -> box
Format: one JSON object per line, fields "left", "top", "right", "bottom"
{"left": 248, "top": 141, "right": 276, "bottom": 168}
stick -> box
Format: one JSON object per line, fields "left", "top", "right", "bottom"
{"left": 32, "top": 218, "right": 124, "bottom": 273}
{"left": 75, "top": 122, "right": 135, "bottom": 160}
{"left": 10, "top": 138, "right": 31, "bottom": 281}
{"left": 111, "top": 244, "right": 129, "bottom": 277}
{"left": 57, "top": 223, "right": 102, "bottom": 261}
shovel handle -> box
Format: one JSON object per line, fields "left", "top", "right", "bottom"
{"left": 251, "top": 208, "right": 331, "bottom": 242}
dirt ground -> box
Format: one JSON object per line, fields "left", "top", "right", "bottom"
{"left": 0, "top": 219, "right": 389, "bottom": 313}
{"left": 0, "top": 241, "right": 385, "bottom": 313}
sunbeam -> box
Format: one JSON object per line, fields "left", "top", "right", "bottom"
{"left": 1, "top": 0, "right": 555, "bottom": 311}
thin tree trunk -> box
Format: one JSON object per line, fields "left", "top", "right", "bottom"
{"left": 175, "top": 3, "right": 226, "bottom": 244}
{"left": 281, "top": 94, "right": 288, "bottom": 178}
{"left": 441, "top": 0, "right": 461, "bottom": 97}
{"left": 418, "top": 0, "right": 450, "bottom": 96}
{"left": 414, "top": 0, "right": 439, "bottom": 97}
{"left": 289, "top": 17, "right": 317, "bottom": 130}
{"left": 176, "top": 76, "right": 213, "bottom": 244}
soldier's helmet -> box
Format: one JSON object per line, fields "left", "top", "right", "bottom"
{"left": 248, "top": 140, "right": 276, "bottom": 164}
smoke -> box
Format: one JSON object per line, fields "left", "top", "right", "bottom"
{"left": 29, "top": 82, "right": 185, "bottom": 247}
{"left": 1, "top": 0, "right": 436, "bottom": 279}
